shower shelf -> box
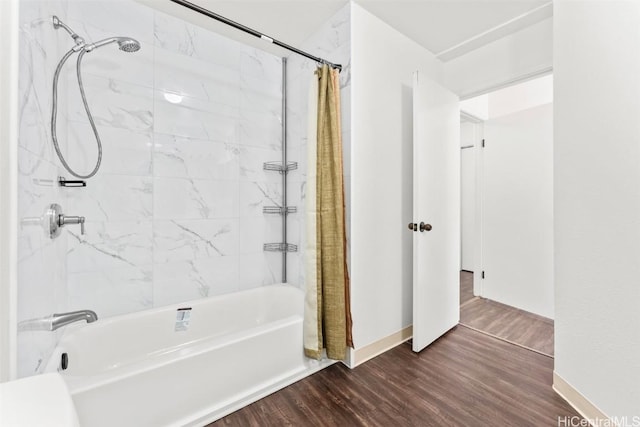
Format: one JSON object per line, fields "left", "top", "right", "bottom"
{"left": 263, "top": 243, "right": 298, "bottom": 253}
{"left": 263, "top": 206, "right": 297, "bottom": 215}
{"left": 263, "top": 161, "right": 298, "bottom": 173}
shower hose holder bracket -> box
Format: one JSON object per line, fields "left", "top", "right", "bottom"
{"left": 58, "top": 176, "right": 87, "bottom": 188}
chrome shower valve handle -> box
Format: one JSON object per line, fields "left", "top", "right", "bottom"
{"left": 45, "top": 203, "right": 86, "bottom": 238}
{"left": 60, "top": 215, "right": 86, "bottom": 235}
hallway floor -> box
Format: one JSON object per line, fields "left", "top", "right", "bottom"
{"left": 460, "top": 270, "right": 475, "bottom": 305}
{"left": 459, "top": 271, "right": 554, "bottom": 356}
{"left": 211, "top": 326, "right": 576, "bottom": 426}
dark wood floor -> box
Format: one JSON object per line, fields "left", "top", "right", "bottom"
{"left": 210, "top": 326, "right": 577, "bottom": 426}
{"left": 458, "top": 271, "right": 554, "bottom": 357}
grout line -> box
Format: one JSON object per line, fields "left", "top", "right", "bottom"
{"left": 457, "top": 323, "right": 554, "bottom": 359}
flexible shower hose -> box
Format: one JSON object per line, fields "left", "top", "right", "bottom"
{"left": 51, "top": 47, "right": 103, "bottom": 179}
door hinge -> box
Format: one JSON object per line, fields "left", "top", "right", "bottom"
{"left": 482, "top": 139, "right": 485, "bottom": 148}
{"left": 481, "top": 271, "right": 485, "bottom": 279}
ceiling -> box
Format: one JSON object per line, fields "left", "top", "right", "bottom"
{"left": 357, "top": 0, "right": 550, "bottom": 58}
{"left": 142, "top": 0, "right": 551, "bottom": 61}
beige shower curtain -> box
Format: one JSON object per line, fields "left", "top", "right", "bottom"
{"left": 304, "top": 65, "right": 353, "bottom": 360}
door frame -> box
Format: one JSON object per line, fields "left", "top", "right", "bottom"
{"left": 460, "top": 111, "right": 484, "bottom": 298}
{"left": 460, "top": 71, "right": 554, "bottom": 302}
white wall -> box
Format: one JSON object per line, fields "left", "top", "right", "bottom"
{"left": 554, "top": 1, "right": 640, "bottom": 418}
{"left": 460, "top": 122, "right": 476, "bottom": 272}
{"left": 483, "top": 104, "right": 553, "bottom": 319}
{"left": 488, "top": 74, "right": 553, "bottom": 119}
{"left": 445, "top": 17, "right": 552, "bottom": 99}
{"left": 461, "top": 95, "right": 488, "bottom": 121}
{"left": 350, "top": 3, "right": 443, "bottom": 357}
{"left": 462, "top": 73, "right": 553, "bottom": 120}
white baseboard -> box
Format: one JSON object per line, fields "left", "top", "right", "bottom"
{"left": 347, "top": 326, "right": 412, "bottom": 368}
{"left": 553, "top": 372, "right": 610, "bottom": 426}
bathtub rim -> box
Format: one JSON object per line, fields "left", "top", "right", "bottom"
{"left": 68, "top": 283, "right": 303, "bottom": 328}
{"left": 61, "top": 314, "right": 303, "bottom": 394}
{"left": 44, "top": 283, "right": 303, "bottom": 374}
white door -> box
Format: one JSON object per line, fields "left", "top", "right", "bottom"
{"left": 412, "top": 71, "right": 460, "bottom": 353}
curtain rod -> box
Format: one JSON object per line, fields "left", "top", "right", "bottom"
{"left": 168, "top": 0, "right": 342, "bottom": 71}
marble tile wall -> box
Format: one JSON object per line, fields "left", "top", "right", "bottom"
{"left": 17, "top": 0, "right": 71, "bottom": 379}
{"left": 285, "top": 4, "right": 352, "bottom": 289}
{"left": 17, "top": 0, "right": 285, "bottom": 377}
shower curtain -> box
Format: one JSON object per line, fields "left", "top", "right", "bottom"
{"left": 304, "top": 65, "right": 353, "bottom": 360}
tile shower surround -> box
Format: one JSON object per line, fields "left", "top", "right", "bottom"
{"left": 17, "top": 0, "right": 352, "bottom": 378}
{"left": 17, "top": 0, "right": 290, "bottom": 377}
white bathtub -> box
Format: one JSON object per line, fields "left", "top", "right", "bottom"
{"left": 45, "top": 284, "right": 331, "bottom": 427}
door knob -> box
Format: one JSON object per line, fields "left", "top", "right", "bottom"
{"left": 419, "top": 222, "right": 432, "bottom": 232}
{"left": 408, "top": 222, "right": 417, "bottom": 231}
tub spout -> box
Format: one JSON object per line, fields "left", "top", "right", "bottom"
{"left": 18, "top": 310, "right": 98, "bottom": 332}
{"left": 51, "top": 310, "right": 98, "bottom": 330}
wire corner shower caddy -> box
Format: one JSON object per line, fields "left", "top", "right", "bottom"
{"left": 261, "top": 58, "right": 297, "bottom": 284}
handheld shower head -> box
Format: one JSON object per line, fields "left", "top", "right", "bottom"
{"left": 51, "top": 19, "right": 141, "bottom": 179}
{"left": 84, "top": 37, "right": 141, "bottom": 53}
{"left": 117, "top": 38, "right": 141, "bottom": 53}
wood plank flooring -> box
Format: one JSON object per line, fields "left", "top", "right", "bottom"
{"left": 210, "top": 326, "right": 577, "bottom": 426}
{"left": 460, "top": 298, "right": 555, "bottom": 357}
{"left": 459, "top": 271, "right": 554, "bottom": 357}
{"left": 459, "top": 271, "right": 475, "bottom": 305}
